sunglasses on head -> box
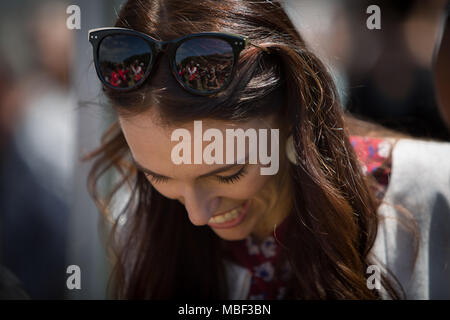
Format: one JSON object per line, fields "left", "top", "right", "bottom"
{"left": 88, "top": 27, "right": 269, "bottom": 96}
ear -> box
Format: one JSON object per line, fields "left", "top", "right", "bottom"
{"left": 285, "top": 135, "right": 298, "bottom": 165}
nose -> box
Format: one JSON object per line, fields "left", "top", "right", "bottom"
{"left": 180, "top": 185, "right": 220, "bottom": 226}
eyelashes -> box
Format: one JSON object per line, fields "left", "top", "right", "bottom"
{"left": 216, "top": 166, "right": 248, "bottom": 184}
{"left": 143, "top": 166, "right": 248, "bottom": 184}
{"left": 145, "top": 173, "right": 169, "bottom": 184}
{"left": 142, "top": 171, "right": 169, "bottom": 184}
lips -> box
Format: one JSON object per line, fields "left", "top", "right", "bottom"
{"left": 207, "top": 199, "right": 251, "bottom": 229}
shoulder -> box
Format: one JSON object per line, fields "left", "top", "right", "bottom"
{"left": 391, "top": 137, "right": 450, "bottom": 174}
{"left": 373, "top": 138, "right": 450, "bottom": 299}
{"left": 384, "top": 138, "right": 450, "bottom": 211}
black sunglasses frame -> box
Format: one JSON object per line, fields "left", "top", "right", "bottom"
{"left": 88, "top": 27, "right": 268, "bottom": 96}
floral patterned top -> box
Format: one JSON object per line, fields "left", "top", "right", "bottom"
{"left": 222, "top": 135, "right": 395, "bottom": 300}
{"left": 349, "top": 135, "right": 394, "bottom": 200}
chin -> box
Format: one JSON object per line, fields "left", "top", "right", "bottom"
{"left": 212, "top": 227, "right": 251, "bottom": 241}
{"left": 210, "top": 214, "right": 256, "bottom": 241}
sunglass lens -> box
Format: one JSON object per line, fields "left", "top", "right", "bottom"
{"left": 98, "top": 35, "right": 152, "bottom": 89}
{"left": 174, "top": 38, "right": 234, "bottom": 93}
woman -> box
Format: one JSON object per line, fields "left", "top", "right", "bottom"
{"left": 206, "top": 66, "right": 218, "bottom": 89}
{"left": 131, "top": 60, "right": 143, "bottom": 83}
{"left": 86, "top": 0, "right": 450, "bottom": 299}
{"left": 187, "top": 60, "right": 199, "bottom": 89}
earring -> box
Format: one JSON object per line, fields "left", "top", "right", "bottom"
{"left": 286, "top": 135, "right": 298, "bottom": 165}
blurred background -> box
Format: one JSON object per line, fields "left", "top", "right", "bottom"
{"left": 0, "top": 0, "right": 448, "bottom": 299}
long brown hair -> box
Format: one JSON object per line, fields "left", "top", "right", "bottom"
{"left": 85, "top": 0, "right": 405, "bottom": 299}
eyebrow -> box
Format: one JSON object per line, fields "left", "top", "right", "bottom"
{"left": 132, "top": 155, "right": 248, "bottom": 180}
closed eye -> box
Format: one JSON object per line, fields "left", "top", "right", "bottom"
{"left": 215, "top": 166, "right": 247, "bottom": 184}
{"left": 143, "top": 172, "right": 169, "bottom": 183}
{"left": 139, "top": 164, "right": 248, "bottom": 184}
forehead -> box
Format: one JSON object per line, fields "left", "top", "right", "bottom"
{"left": 118, "top": 108, "right": 276, "bottom": 177}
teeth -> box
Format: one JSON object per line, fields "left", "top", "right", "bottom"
{"left": 209, "top": 206, "right": 242, "bottom": 224}
{"left": 215, "top": 215, "right": 226, "bottom": 223}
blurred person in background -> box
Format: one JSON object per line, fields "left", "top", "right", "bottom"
{"left": 285, "top": 0, "right": 449, "bottom": 141}
{"left": 15, "top": 1, "right": 77, "bottom": 197}
{"left": 0, "top": 0, "right": 77, "bottom": 299}
{"left": 0, "top": 55, "right": 30, "bottom": 299}
{"left": 342, "top": 0, "right": 449, "bottom": 140}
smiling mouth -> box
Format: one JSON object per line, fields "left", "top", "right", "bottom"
{"left": 207, "top": 199, "right": 251, "bottom": 229}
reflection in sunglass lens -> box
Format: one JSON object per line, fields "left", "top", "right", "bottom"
{"left": 175, "top": 38, "right": 234, "bottom": 93}
{"left": 98, "top": 35, "right": 152, "bottom": 89}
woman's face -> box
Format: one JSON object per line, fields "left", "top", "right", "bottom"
{"left": 118, "top": 108, "right": 290, "bottom": 241}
